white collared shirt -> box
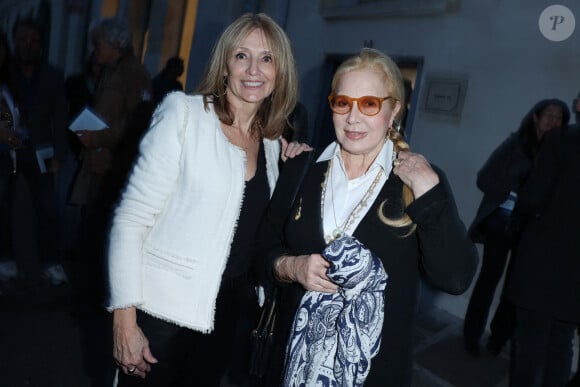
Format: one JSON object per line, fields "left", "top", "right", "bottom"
{"left": 317, "top": 140, "right": 394, "bottom": 241}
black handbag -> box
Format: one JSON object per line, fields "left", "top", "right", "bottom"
{"left": 249, "top": 287, "right": 278, "bottom": 379}
{"left": 248, "top": 151, "right": 314, "bottom": 380}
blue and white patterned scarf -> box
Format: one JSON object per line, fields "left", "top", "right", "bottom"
{"left": 283, "top": 235, "right": 388, "bottom": 387}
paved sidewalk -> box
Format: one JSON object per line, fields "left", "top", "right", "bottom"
{"left": 0, "top": 176, "right": 516, "bottom": 386}
{"left": 411, "top": 309, "right": 510, "bottom": 387}
{"left": 0, "top": 263, "right": 115, "bottom": 387}
{"left": 0, "top": 272, "right": 511, "bottom": 387}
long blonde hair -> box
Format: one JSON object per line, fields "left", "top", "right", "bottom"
{"left": 331, "top": 48, "right": 415, "bottom": 230}
{"left": 196, "top": 13, "right": 298, "bottom": 140}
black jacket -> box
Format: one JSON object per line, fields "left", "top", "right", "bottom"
{"left": 468, "top": 132, "right": 533, "bottom": 243}
{"left": 255, "top": 152, "right": 478, "bottom": 387}
{"left": 14, "top": 62, "right": 68, "bottom": 162}
{"left": 507, "top": 126, "right": 580, "bottom": 323}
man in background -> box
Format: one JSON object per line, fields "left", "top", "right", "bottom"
{"left": 11, "top": 18, "right": 68, "bottom": 286}
{"left": 70, "top": 17, "right": 153, "bottom": 306}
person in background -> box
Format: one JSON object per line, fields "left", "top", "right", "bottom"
{"left": 11, "top": 18, "right": 69, "bottom": 286}
{"left": 152, "top": 56, "right": 184, "bottom": 106}
{"left": 107, "top": 13, "right": 309, "bottom": 386}
{"left": 464, "top": 99, "right": 570, "bottom": 357}
{"left": 0, "top": 31, "right": 21, "bottom": 282}
{"left": 69, "top": 18, "right": 153, "bottom": 306}
{"left": 71, "top": 17, "right": 153, "bottom": 210}
{"left": 65, "top": 52, "right": 101, "bottom": 125}
{"left": 59, "top": 52, "right": 101, "bottom": 259}
{"left": 567, "top": 92, "right": 580, "bottom": 387}
{"left": 506, "top": 116, "right": 579, "bottom": 387}
{"left": 255, "top": 47, "right": 478, "bottom": 387}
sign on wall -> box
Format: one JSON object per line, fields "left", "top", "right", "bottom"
{"left": 420, "top": 72, "right": 468, "bottom": 122}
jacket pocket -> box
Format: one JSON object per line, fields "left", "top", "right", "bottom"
{"left": 143, "top": 246, "right": 198, "bottom": 279}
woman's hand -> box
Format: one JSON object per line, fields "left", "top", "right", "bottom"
{"left": 281, "top": 138, "right": 313, "bottom": 162}
{"left": 113, "top": 308, "right": 158, "bottom": 379}
{"left": 276, "top": 254, "right": 338, "bottom": 293}
{"left": 393, "top": 151, "right": 439, "bottom": 198}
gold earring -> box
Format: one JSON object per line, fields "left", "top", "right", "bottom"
{"left": 213, "top": 76, "right": 228, "bottom": 98}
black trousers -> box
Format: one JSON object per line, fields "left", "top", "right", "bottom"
{"left": 511, "top": 307, "right": 576, "bottom": 387}
{"left": 117, "top": 275, "right": 256, "bottom": 387}
{"left": 464, "top": 210, "right": 517, "bottom": 347}
{"left": 15, "top": 148, "right": 61, "bottom": 265}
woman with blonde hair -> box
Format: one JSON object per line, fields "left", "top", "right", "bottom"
{"left": 255, "top": 47, "right": 477, "bottom": 386}
{"left": 108, "top": 13, "right": 308, "bottom": 386}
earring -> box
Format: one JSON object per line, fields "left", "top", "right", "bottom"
{"left": 213, "top": 76, "right": 228, "bottom": 98}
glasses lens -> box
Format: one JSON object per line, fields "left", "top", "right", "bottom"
{"left": 330, "top": 95, "right": 352, "bottom": 114}
{"left": 358, "top": 96, "right": 381, "bottom": 116}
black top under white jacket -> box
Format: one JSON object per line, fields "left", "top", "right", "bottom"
{"left": 254, "top": 151, "right": 478, "bottom": 387}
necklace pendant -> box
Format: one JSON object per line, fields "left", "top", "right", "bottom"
{"left": 324, "top": 229, "right": 343, "bottom": 244}
{"left": 294, "top": 198, "right": 302, "bottom": 220}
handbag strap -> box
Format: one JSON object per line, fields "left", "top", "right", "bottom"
{"left": 256, "top": 150, "right": 314, "bottom": 301}
{"left": 255, "top": 286, "right": 278, "bottom": 335}
{"left": 289, "top": 150, "right": 314, "bottom": 206}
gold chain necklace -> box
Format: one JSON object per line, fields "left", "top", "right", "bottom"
{"left": 320, "top": 158, "right": 383, "bottom": 243}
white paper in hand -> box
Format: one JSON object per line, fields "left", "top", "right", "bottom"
{"left": 35, "top": 144, "right": 54, "bottom": 174}
{"left": 69, "top": 106, "right": 109, "bottom": 132}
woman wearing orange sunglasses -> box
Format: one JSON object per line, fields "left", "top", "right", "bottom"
{"left": 255, "top": 48, "right": 478, "bottom": 387}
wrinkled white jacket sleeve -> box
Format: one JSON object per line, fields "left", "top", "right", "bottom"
{"left": 107, "top": 92, "right": 186, "bottom": 310}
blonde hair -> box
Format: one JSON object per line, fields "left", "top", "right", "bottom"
{"left": 196, "top": 13, "right": 298, "bottom": 140}
{"left": 331, "top": 48, "right": 415, "bottom": 230}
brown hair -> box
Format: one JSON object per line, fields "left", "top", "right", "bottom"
{"left": 331, "top": 48, "right": 415, "bottom": 230}
{"left": 196, "top": 13, "right": 298, "bottom": 140}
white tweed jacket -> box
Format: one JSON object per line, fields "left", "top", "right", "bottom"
{"left": 107, "top": 92, "right": 280, "bottom": 332}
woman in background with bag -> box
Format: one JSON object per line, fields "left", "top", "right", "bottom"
{"left": 506, "top": 121, "right": 580, "bottom": 387}
{"left": 255, "top": 48, "right": 477, "bottom": 387}
{"left": 463, "top": 98, "right": 570, "bottom": 356}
